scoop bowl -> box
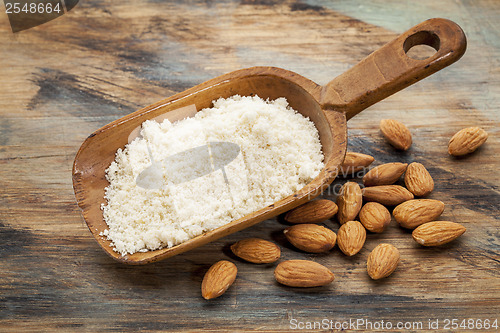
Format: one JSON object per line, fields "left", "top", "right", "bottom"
{"left": 73, "top": 18, "right": 466, "bottom": 264}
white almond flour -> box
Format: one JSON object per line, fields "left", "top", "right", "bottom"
{"left": 102, "top": 95, "right": 324, "bottom": 255}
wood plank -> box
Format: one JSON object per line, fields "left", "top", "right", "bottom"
{"left": 0, "top": 0, "right": 498, "bottom": 331}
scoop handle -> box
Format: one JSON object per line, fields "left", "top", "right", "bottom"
{"left": 320, "top": 18, "right": 466, "bottom": 120}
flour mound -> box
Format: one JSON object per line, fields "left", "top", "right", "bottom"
{"left": 102, "top": 95, "right": 324, "bottom": 255}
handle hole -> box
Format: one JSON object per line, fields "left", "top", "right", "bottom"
{"left": 404, "top": 31, "right": 440, "bottom": 60}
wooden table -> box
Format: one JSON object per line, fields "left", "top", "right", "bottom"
{"left": 1, "top": 0, "right": 498, "bottom": 331}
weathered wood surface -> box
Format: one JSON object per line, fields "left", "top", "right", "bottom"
{"left": 0, "top": 0, "right": 498, "bottom": 331}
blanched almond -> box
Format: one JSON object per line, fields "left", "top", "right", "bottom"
{"left": 284, "top": 224, "right": 336, "bottom": 253}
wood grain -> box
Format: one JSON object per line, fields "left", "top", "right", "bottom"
{"left": 0, "top": 0, "right": 498, "bottom": 331}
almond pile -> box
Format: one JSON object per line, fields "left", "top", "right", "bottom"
{"left": 201, "top": 122, "right": 485, "bottom": 299}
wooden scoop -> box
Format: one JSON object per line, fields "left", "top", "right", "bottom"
{"left": 73, "top": 18, "right": 466, "bottom": 264}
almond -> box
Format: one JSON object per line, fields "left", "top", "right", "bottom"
{"left": 274, "top": 260, "right": 334, "bottom": 287}
{"left": 363, "top": 185, "right": 414, "bottom": 206}
{"left": 412, "top": 221, "right": 466, "bottom": 246}
{"left": 201, "top": 260, "right": 237, "bottom": 300}
{"left": 363, "top": 162, "right": 408, "bottom": 186}
{"left": 284, "top": 199, "right": 338, "bottom": 224}
{"left": 359, "top": 202, "right": 391, "bottom": 233}
{"left": 404, "top": 162, "right": 434, "bottom": 196}
{"left": 337, "top": 220, "right": 366, "bottom": 256}
{"left": 336, "top": 182, "right": 363, "bottom": 224}
{"left": 448, "top": 127, "right": 488, "bottom": 156}
{"left": 380, "top": 119, "right": 412, "bottom": 151}
{"left": 338, "top": 152, "right": 375, "bottom": 177}
{"left": 284, "top": 224, "right": 336, "bottom": 253}
{"left": 230, "top": 238, "right": 280, "bottom": 264}
{"left": 367, "top": 243, "right": 400, "bottom": 280}
{"left": 393, "top": 199, "right": 445, "bottom": 229}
